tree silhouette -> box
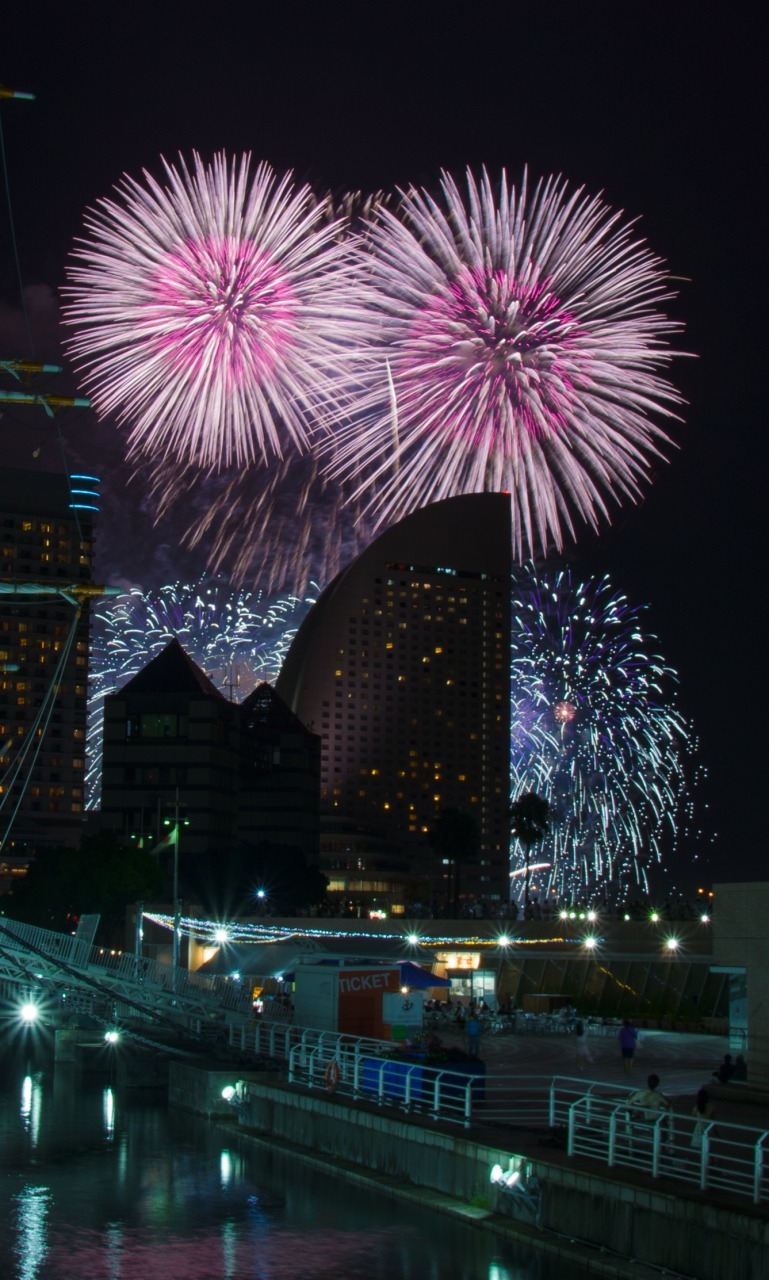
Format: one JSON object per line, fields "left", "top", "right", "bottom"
{"left": 509, "top": 792, "right": 550, "bottom": 912}
{"left": 8, "top": 833, "right": 164, "bottom": 943}
{"left": 429, "top": 808, "right": 480, "bottom": 914}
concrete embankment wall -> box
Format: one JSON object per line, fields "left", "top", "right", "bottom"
{"left": 169, "top": 1064, "right": 769, "bottom": 1280}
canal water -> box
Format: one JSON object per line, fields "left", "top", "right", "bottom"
{"left": 0, "top": 1057, "right": 592, "bottom": 1280}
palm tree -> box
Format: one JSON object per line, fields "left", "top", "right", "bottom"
{"left": 509, "top": 792, "right": 550, "bottom": 913}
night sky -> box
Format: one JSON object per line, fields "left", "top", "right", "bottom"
{"left": 1, "top": 5, "right": 763, "bottom": 884}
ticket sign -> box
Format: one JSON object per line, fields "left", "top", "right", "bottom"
{"left": 337, "top": 967, "right": 402, "bottom": 1039}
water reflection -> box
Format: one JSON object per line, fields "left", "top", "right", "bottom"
{"left": 13, "top": 1185, "right": 51, "bottom": 1280}
{"left": 103, "top": 1087, "right": 116, "bottom": 1141}
{"left": 19, "top": 1074, "right": 43, "bottom": 1149}
{"left": 0, "top": 1062, "right": 592, "bottom": 1280}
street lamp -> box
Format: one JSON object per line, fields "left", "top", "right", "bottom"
{"left": 164, "top": 791, "right": 190, "bottom": 981}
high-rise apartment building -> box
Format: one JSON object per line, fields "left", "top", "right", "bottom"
{"left": 277, "top": 494, "right": 513, "bottom": 908}
{"left": 0, "top": 468, "right": 99, "bottom": 857}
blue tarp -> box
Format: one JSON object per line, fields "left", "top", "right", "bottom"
{"left": 399, "top": 961, "right": 451, "bottom": 989}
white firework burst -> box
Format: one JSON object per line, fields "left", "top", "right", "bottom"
{"left": 325, "top": 168, "right": 685, "bottom": 561}
{"left": 65, "top": 153, "right": 362, "bottom": 469}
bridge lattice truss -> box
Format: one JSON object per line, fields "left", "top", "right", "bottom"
{"left": 0, "top": 916, "right": 254, "bottom": 1038}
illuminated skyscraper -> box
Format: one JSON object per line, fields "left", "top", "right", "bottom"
{"left": 277, "top": 494, "right": 512, "bottom": 909}
{"left": 0, "top": 468, "right": 98, "bottom": 862}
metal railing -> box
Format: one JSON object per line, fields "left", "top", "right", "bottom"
{"left": 233, "top": 1022, "right": 481, "bottom": 1126}
{"left": 229, "top": 1022, "right": 769, "bottom": 1205}
{"left": 0, "top": 916, "right": 254, "bottom": 1026}
{"left": 563, "top": 1090, "right": 769, "bottom": 1205}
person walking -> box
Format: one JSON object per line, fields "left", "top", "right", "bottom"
{"left": 465, "top": 1013, "right": 481, "bottom": 1057}
{"left": 618, "top": 1019, "right": 638, "bottom": 1075}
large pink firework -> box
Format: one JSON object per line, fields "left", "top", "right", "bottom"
{"left": 64, "top": 153, "right": 361, "bottom": 469}
{"left": 325, "top": 169, "right": 685, "bottom": 560}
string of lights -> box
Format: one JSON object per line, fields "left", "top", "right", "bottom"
{"left": 141, "top": 911, "right": 710, "bottom": 948}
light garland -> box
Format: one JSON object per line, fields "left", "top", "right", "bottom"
{"left": 141, "top": 912, "right": 599, "bottom": 949}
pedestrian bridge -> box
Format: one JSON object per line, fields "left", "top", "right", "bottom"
{"left": 0, "top": 914, "right": 254, "bottom": 1041}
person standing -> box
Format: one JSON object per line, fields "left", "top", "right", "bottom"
{"left": 691, "top": 1088, "right": 716, "bottom": 1150}
{"left": 574, "top": 1018, "right": 594, "bottom": 1070}
{"left": 619, "top": 1019, "right": 638, "bottom": 1075}
{"left": 466, "top": 1013, "right": 481, "bottom": 1057}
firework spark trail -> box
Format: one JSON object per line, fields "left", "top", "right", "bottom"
{"left": 509, "top": 565, "right": 700, "bottom": 900}
{"left": 325, "top": 168, "right": 685, "bottom": 562}
{"left": 86, "top": 579, "right": 316, "bottom": 808}
{"left": 143, "top": 454, "right": 375, "bottom": 596}
{"left": 64, "top": 153, "right": 364, "bottom": 470}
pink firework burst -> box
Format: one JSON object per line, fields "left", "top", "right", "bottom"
{"left": 64, "top": 153, "right": 361, "bottom": 469}
{"left": 324, "top": 168, "right": 686, "bottom": 560}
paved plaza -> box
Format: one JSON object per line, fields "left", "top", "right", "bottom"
{"left": 433, "top": 1022, "right": 769, "bottom": 1133}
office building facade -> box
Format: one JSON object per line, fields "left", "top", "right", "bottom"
{"left": 0, "top": 468, "right": 98, "bottom": 857}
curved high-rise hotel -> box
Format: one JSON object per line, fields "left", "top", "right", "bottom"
{"left": 277, "top": 494, "right": 512, "bottom": 911}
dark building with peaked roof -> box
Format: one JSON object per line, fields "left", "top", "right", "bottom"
{"left": 238, "top": 682, "right": 320, "bottom": 862}
{"left": 276, "top": 493, "right": 513, "bottom": 910}
{"left": 0, "top": 468, "right": 99, "bottom": 858}
{"left": 100, "top": 640, "right": 321, "bottom": 883}
{"left": 100, "top": 638, "right": 240, "bottom": 858}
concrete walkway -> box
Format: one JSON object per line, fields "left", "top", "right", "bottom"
{"left": 436, "top": 1022, "right": 769, "bottom": 1133}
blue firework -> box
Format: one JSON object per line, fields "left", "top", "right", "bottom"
{"left": 510, "top": 565, "right": 696, "bottom": 899}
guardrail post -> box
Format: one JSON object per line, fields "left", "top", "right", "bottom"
{"left": 753, "top": 1133, "right": 767, "bottom": 1204}
{"left": 353, "top": 1045, "right": 362, "bottom": 1099}
{"left": 548, "top": 1079, "right": 556, "bottom": 1128}
{"left": 700, "top": 1130, "right": 711, "bottom": 1191}
{"left": 567, "top": 1100, "right": 577, "bottom": 1156}
{"left": 608, "top": 1107, "right": 618, "bottom": 1166}
{"left": 430, "top": 1070, "right": 442, "bottom": 1120}
{"left": 404, "top": 1065, "right": 413, "bottom": 1113}
{"left": 652, "top": 1117, "right": 662, "bottom": 1178}
{"left": 288, "top": 1043, "right": 297, "bottom": 1084}
{"left": 463, "top": 1077, "right": 473, "bottom": 1129}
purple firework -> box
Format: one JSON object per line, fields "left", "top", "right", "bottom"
{"left": 325, "top": 169, "right": 685, "bottom": 560}
{"left": 64, "top": 153, "right": 361, "bottom": 469}
{"left": 144, "top": 452, "right": 376, "bottom": 596}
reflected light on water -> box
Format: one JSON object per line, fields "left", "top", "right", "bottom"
{"left": 105, "top": 1223, "right": 123, "bottom": 1280}
{"left": 20, "top": 1075, "right": 42, "bottom": 1148}
{"left": 220, "top": 1149, "right": 232, "bottom": 1189}
{"left": 13, "top": 1185, "right": 51, "bottom": 1280}
{"left": 221, "top": 1218, "right": 237, "bottom": 1280}
{"left": 103, "top": 1087, "right": 116, "bottom": 1140}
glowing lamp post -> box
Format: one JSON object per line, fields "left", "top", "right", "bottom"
{"left": 164, "top": 790, "right": 190, "bottom": 982}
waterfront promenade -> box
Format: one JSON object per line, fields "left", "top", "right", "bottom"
{"left": 216, "top": 1018, "right": 767, "bottom": 1280}
{"left": 431, "top": 1020, "right": 769, "bottom": 1134}
{"left": 219, "top": 1021, "right": 769, "bottom": 1280}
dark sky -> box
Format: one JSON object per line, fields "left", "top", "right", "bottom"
{"left": 1, "top": 4, "right": 764, "bottom": 882}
